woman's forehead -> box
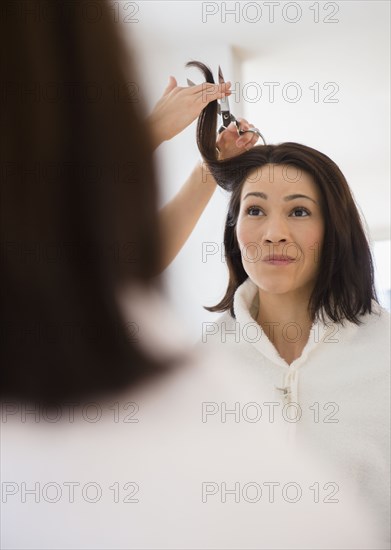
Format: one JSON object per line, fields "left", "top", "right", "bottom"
{"left": 241, "top": 164, "right": 318, "bottom": 198}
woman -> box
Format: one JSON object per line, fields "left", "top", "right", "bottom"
{"left": 0, "top": 3, "right": 384, "bottom": 548}
{"left": 190, "top": 62, "right": 390, "bottom": 545}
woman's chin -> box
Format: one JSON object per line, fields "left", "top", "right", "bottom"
{"left": 249, "top": 273, "right": 315, "bottom": 298}
{"left": 250, "top": 279, "right": 294, "bottom": 295}
{"left": 248, "top": 273, "right": 294, "bottom": 294}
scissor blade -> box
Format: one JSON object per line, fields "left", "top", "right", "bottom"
{"left": 187, "top": 78, "right": 196, "bottom": 87}
{"left": 218, "top": 65, "right": 231, "bottom": 116}
{"left": 218, "top": 65, "right": 225, "bottom": 85}
{"left": 220, "top": 96, "right": 230, "bottom": 113}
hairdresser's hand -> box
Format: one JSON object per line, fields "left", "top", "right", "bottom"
{"left": 147, "top": 76, "right": 232, "bottom": 149}
{"left": 216, "top": 119, "right": 260, "bottom": 160}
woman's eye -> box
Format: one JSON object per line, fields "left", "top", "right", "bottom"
{"left": 290, "top": 207, "right": 310, "bottom": 217}
{"left": 247, "top": 206, "right": 264, "bottom": 216}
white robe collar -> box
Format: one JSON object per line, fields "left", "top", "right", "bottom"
{"left": 233, "top": 277, "right": 359, "bottom": 370}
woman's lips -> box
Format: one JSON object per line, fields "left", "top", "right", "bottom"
{"left": 262, "top": 255, "right": 296, "bottom": 266}
{"left": 263, "top": 258, "right": 295, "bottom": 266}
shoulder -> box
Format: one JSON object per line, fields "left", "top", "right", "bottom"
{"left": 208, "top": 310, "right": 237, "bottom": 329}
{"left": 331, "top": 302, "right": 390, "bottom": 377}
{"left": 334, "top": 301, "right": 390, "bottom": 342}
{"left": 196, "top": 310, "right": 237, "bottom": 346}
{"left": 355, "top": 301, "right": 390, "bottom": 339}
{"left": 197, "top": 279, "right": 258, "bottom": 345}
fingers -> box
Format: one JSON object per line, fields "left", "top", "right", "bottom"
{"left": 191, "top": 81, "right": 232, "bottom": 105}
{"left": 235, "top": 119, "right": 259, "bottom": 150}
{"left": 235, "top": 118, "right": 251, "bottom": 132}
{"left": 236, "top": 133, "right": 258, "bottom": 149}
{"left": 245, "top": 133, "right": 260, "bottom": 150}
{"left": 163, "top": 75, "right": 178, "bottom": 96}
{"left": 215, "top": 122, "right": 259, "bottom": 159}
{"left": 225, "top": 121, "right": 239, "bottom": 134}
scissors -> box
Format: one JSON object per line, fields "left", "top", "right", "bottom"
{"left": 187, "top": 65, "right": 266, "bottom": 145}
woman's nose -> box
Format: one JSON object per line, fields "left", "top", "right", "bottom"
{"left": 262, "top": 216, "right": 290, "bottom": 244}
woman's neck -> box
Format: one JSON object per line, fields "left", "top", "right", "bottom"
{"left": 256, "top": 287, "right": 314, "bottom": 365}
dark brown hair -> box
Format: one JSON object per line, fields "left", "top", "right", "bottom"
{"left": 0, "top": 1, "right": 181, "bottom": 405}
{"left": 188, "top": 61, "right": 378, "bottom": 325}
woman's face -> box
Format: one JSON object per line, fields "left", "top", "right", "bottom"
{"left": 235, "top": 163, "right": 324, "bottom": 297}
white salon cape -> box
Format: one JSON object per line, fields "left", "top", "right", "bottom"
{"left": 1, "top": 284, "right": 387, "bottom": 549}
{"left": 198, "top": 277, "right": 391, "bottom": 547}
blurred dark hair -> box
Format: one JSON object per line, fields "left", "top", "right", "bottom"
{"left": 187, "top": 61, "right": 378, "bottom": 325}
{"left": 0, "top": 0, "right": 179, "bottom": 405}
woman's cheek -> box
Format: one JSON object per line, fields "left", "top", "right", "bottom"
{"left": 307, "top": 240, "right": 322, "bottom": 266}
{"left": 236, "top": 226, "right": 257, "bottom": 263}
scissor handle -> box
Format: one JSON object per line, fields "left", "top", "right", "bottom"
{"left": 238, "top": 127, "right": 267, "bottom": 145}
{"left": 218, "top": 117, "right": 239, "bottom": 134}
{"left": 218, "top": 123, "right": 267, "bottom": 145}
{"left": 221, "top": 112, "right": 232, "bottom": 126}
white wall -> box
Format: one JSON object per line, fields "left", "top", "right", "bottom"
{"left": 117, "top": 1, "right": 390, "bottom": 337}
{"left": 239, "top": 5, "right": 390, "bottom": 240}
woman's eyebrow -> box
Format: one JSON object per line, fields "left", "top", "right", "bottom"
{"left": 242, "top": 192, "right": 268, "bottom": 200}
{"left": 284, "top": 193, "right": 317, "bottom": 204}
{"left": 242, "top": 192, "right": 317, "bottom": 204}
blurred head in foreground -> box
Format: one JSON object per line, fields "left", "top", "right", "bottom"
{"left": 1, "top": 0, "right": 176, "bottom": 404}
